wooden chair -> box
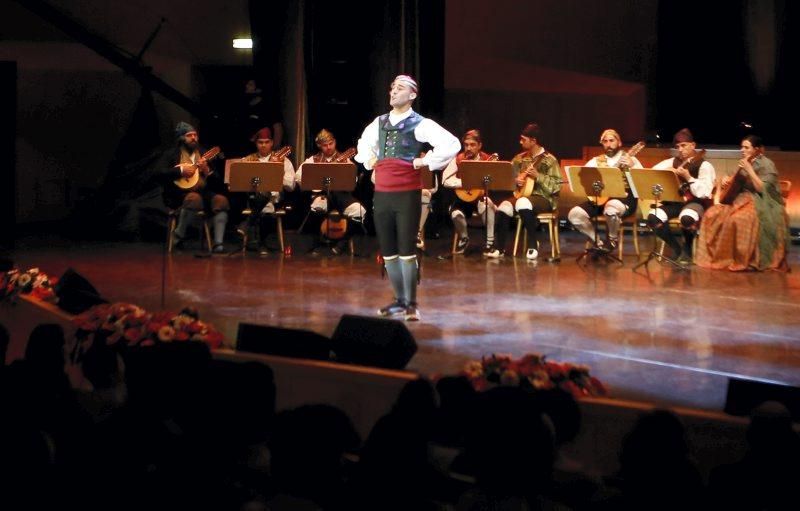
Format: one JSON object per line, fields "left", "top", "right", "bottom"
{"left": 654, "top": 216, "right": 698, "bottom": 258}
{"left": 238, "top": 207, "right": 289, "bottom": 254}
{"left": 167, "top": 209, "right": 212, "bottom": 253}
{"left": 779, "top": 179, "right": 791, "bottom": 200}
{"left": 590, "top": 201, "right": 643, "bottom": 259}
{"left": 512, "top": 210, "right": 560, "bottom": 260}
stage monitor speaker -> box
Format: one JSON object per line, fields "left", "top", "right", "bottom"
{"left": 236, "top": 323, "right": 331, "bottom": 361}
{"left": 724, "top": 378, "right": 800, "bottom": 421}
{"left": 54, "top": 268, "right": 108, "bottom": 314}
{"left": 330, "top": 314, "right": 417, "bottom": 369}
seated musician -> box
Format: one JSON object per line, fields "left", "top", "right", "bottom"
{"left": 296, "top": 129, "right": 366, "bottom": 254}
{"left": 237, "top": 127, "right": 296, "bottom": 255}
{"left": 568, "top": 129, "right": 643, "bottom": 250}
{"left": 442, "top": 129, "right": 498, "bottom": 254}
{"left": 157, "top": 122, "right": 229, "bottom": 253}
{"left": 650, "top": 128, "right": 716, "bottom": 264}
{"left": 487, "top": 123, "right": 561, "bottom": 260}
{"left": 695, "top": 135, "right": 788, "bottom": 271}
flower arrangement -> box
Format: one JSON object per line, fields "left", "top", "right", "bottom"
{"left": 461, "top": 353, "right": 608, "bottom": 399}
{"left": 72, "top": 302, "right": 225, "bottom": 353}
{"left": 1, "top": 267, "right": 58, "bottom": 304}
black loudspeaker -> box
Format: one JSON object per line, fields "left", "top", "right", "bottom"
{"left": 54, "top": 268, "right": 108, "bottom": 314}
{"left": 236, "top": 323, "right": 331, "bottom": 361}
{"left": 724, "top": 378, "right": 800, "bottom": 421}
{"left": 330, "top": 314, "right": 417, "bottom": 369}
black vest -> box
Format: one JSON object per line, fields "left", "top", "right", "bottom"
{"left": 378, "top": 112, "right": 425, "bottom": 162}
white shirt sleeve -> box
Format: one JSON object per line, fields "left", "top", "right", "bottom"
{"left": 415, "top": 119, "right": 460, "bottom": 171}
{"left": 688, "top": 161, "right": 715, "bottom": 199}
{"left": 584, "top": 157, "right": 599, "bottom": 168}
{"left": 295, "top": 156, "right": 315, "bottom": 186}
{"left": 442, "top": 158, "right": 462, "bottom": 188}
{"left": 355, "top": 117, "right": 380, "bottom": 170}
{"left": 651, "top": 158, "right": 715, "bottom": 198}
{"left": 283, "top": 159, "right": 296, "bottom": 191}
{"left": 652, "top": 158, "right": 674, "bottom": 170}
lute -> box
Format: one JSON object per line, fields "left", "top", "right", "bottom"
{"left": 512, "top": 153, "right": 546, "bottom": 199}
{"left": 173, "top": 146, "right": 222, "bottom": 190}
{"left": 455, "top": 153, "right": 500, "bottom": 202}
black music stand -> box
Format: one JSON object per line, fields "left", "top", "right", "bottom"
{"left": 228, "top": 161, "right": 286, "bottom": 193}
{"left": 458, "top": 160, "right": 515, "bottom": 253}
{"left": 297, "top": 162, "right": 361, "bottom": 252}
{"left": 566, "top": 166, "right": 628, "bottom": 265}
{"left": 629, "top": 168, "right": 686, "bottom": 272}
{"left": 228, "top": 161, "right": 286, "bottom": 256}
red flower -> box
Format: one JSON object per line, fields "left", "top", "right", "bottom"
{"left": 146, "top": 321, "right": 166, "bottom": 334}
{"left": 203, "top": 330, "right": 224, "bottom": 349}
{"left": 560, "top": 380, "right": 582, "bottom": 398}
{"left": 458, "top": 353, "right": 608, "bottom": 399}
{"left": 184, "top": 321, "right": 204, "bottom": 334}
{"left": 589, "top": 377, "right": 608, "bottom": 396}
{"left": 124, "top": 327, "right": 144, "bottom": 344}
{"left": 151, "top": 311, "right": 175, "bottom": 323}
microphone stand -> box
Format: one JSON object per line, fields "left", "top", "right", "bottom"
{"left": 632, "top": 184, "right": 685, "bottom": 272}
{"left": 482, "top": 175, "right": 492, "bottom": 253}
{"left": 228, "top": 176, "right": 262, "bottom": 257}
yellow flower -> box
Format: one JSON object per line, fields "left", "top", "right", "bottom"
{"left": 158, "top": 325, "right": 176, "bottom": 342}
{"left": 17, "top": 273, "right": 32, "bottom": 288}
{"left": 500, "top": 370, "right": 520, "bottom": 386}
{"left": 463, "top": 361, "right": 484, "bottom": 379}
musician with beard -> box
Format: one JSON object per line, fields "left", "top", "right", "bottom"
{"left": 237, "top": 127, "right": 296, "bottom": 255}
{"left": 442, "top": 129, "right": 498, "bottom": 254}
{"left": 486, "top": 123, "right": 561, "bottom": 260}
{"left": 158, "top": 122, "right": 229, "bottom": 253}
{"left": 568, "top": 129, "right": 642, "bottom": 250}
{"left": 296, "top": 129, "right": 366, "bottom": 254}
{"left": 355, "top": 74, "right": 460, "bottom": 321}
{"left": 650, "top": 128, "right": 716, "bottom": 264}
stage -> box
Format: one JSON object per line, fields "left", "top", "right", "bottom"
{"left": 7, "top": 230, "right": 800, "bottom": 413}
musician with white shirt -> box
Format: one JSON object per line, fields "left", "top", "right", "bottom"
{"left": 649, "top": 128, "right": 716, "bottom": 264}
{"left": 567, "top": 129, "right": 643, "bottom": 250}
{"left": 441, "top": 129, "right": 499, "bottom": 255}
{"left": 237, "top": 127, "right": 295, "bottom": 255}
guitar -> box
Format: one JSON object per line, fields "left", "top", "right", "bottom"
{"left": 718, "top": 153, "right": 758, "bottom": 205}
{"left": 270, "top": 145, "right": 293, "bottom": 162}
{"left": 173, "top": 146, "right": 222, "bottom": 190}
{"left": 617, "top": 141, "right": 646, "bottom": 170}
{"left": 334, "top": 147, "right": 357, "bottom": 162}
{"left": 676, "top": 149, "right": 708, "bottom": 202}
{"left": 512, "top": 153, "right": 546, "bottom": 199}
{"left": 455, "top": 153, "right": 500, "bottom": 202}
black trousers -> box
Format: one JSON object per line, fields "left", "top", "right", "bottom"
{"left": 373, "top": 190, "right": 421, "bottom": 256}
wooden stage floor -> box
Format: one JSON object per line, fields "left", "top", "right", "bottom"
{"left": 7, "top": 231, "right": 800, "bottom": 412}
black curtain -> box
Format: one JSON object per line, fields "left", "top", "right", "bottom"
{"left": 655, "top": 0, "right": 797, "bottom": 148}
{"left": 252, "top": 0, "right": 446, "bottom": 150}
{"left": 0, "top": 61, "right": 16, "bottom": 249}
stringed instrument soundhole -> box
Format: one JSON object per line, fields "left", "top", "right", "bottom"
{"left": 321, "top": 211, "right": 348, "bottom": 240}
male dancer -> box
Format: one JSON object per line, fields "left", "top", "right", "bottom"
{"left": 355, "top": 75, "right": 459, "bottom": 320}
